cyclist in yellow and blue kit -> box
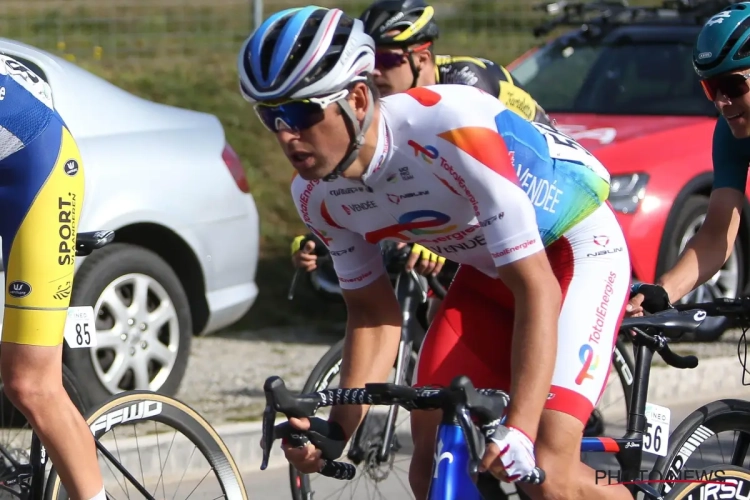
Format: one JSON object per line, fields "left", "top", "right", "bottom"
{"left": 0, "top": 54, "right": 105, "bottom": 500}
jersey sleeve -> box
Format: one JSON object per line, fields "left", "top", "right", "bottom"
{"left": 712, "top": 118, "right": 750, "bottom": 192}
{"left": 291, "top": 178, "right": 385, "bottom": 290}
{"left": 416, "top": 88, "right": 545, "bottom": 268}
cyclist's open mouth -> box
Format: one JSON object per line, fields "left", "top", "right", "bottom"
{"left": 289, "top": 152, "right": 314, "bottom": 169}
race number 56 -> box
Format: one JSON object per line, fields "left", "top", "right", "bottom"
{"left": 644, "top": 402, "right": 671, "bottom": 457}
{"left": 63, "top": 306, "right": 97, "bottom": 348}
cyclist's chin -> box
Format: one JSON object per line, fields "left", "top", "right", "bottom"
{"left": 293, "top": 159, "right": 333, "bottom": 181}
{"left": 727, "top": 114, "right": 750, "bottom": 139}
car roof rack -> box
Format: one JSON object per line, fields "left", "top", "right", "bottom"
{"left": 532, "top": 0, "right": 742, "bottom": 38}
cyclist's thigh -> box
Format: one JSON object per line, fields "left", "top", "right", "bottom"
{"left": 0, "top": 112, "right": 85, "bottom": 346}
{"left": 414, "top": 265, "right": 514, "bottom": 390}
{"left": 545, "top": 204, "right": 631, "bottom": 424}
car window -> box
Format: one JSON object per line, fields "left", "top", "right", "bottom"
{"left": 512, "top": 39, "right": 717, "bottom": 117}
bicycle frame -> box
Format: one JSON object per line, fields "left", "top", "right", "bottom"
{"left": 426, "top": 336, "right": 664, "bottom": 500}
{"left": 372, "top": 271, "right": 427, "bottom": 462}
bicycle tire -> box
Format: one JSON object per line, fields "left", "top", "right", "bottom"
{"left": 650, "top": 398, "right": 750, "bottom": 496}
{"left": 663, "top": 464, "right": 750, "bottom": 499}
{"left": 43, "top": 390, "right": 247, "bottom": 500}
{"left": 289, "top": 338, "right": 418, "bottom": 500}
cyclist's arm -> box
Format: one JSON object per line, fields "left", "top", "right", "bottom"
{"left": 333, "top": 276, "right": 402, "bottom": 439}
{"left": 429, "top": 94, "right": 560, "bottom": 441}
{"left": 657, "top": 119, "right": 746, "bottom": 302}
{"left": 291, "top": 178, "right": 398, "bottom": 440}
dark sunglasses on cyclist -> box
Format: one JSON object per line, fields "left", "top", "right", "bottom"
{"left": 254, "top": 89, "right": 349, "bottom": 133}
{"left": 374, "top": 42, "right": 432, "bottom": 70}
{"left": 375, "top": 51, "right": 407, "bottom": 70}
{"left": 700, "top": 72, "right": 750, "bottom": 101}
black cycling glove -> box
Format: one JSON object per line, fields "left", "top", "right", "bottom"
{"left": 630, "top": 283, "right": 672, "bottom": 314}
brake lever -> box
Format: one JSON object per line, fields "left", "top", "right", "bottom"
{"left": 287, "top": 269, "right": 302, "bottom": 301}
{"left": 409, "top": 269, "right": 429, "bottom": 303}
{"left": 260, "top": 402, "right": 277, "bottom": 470}
{"left": 456, "top": 404, "right": 484, "bottom": 478}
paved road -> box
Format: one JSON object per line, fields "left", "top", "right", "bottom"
{"left": 163, "top": 397, "right": 742, "bottom": 499}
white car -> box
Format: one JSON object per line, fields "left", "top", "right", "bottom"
{"left": 0, "top": 39, "right": 260, "bottom": 405}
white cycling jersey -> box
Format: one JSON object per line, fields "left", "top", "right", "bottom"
{"left": 291, "top": 85, "right": 613, "bottom": 289}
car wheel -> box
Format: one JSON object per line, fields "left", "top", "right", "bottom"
{"left": 64, "top": 243, "right": 192, "bottom": 405}
{"left": 661, "top": 195, "right": 743, "bottom": 340}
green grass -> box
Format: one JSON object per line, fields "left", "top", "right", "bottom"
{"left": 3, "top": 0, "right": 665, "bottom": 330}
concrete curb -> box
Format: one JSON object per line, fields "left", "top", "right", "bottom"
{"left": 102, "top": 355, "right": 746, "bottom": 484}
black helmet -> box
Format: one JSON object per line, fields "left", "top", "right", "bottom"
{"left": 359, "top": 0, "right": 439, "bottom": 47}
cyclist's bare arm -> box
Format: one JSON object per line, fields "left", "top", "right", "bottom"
{"left": 329, "top": 274, "right": 403, "bottom": 438}
{"left": 497, "top": 251, "right": 561, "bottom": 441}
{"left": 657, "top": 188, "right": 743, "bottom": 303}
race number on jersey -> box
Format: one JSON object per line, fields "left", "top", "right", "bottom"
{"left": 532, "top": 122, "right": 611, "bottom": 184}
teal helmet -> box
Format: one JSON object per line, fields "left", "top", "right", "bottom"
{"left": 694, "top": 2, "right": 750, "bottom": 79}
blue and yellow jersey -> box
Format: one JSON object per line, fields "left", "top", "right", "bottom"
{"left": 0, "top": 54, "right": 85, "bottom": 346}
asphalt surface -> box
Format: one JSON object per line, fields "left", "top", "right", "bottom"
{"left": 160, "top": 396, "right": 745, "bottom": 499}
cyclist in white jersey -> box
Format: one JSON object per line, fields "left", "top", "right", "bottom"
{"left": 239, "top": 7, "right": 631, "bottom": 499}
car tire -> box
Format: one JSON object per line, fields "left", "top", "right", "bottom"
{"left": 63, "top": 243, "right": 192, "bottom": 405}
{"left": 660, "top": 195, "right": 744, "bottom": 340}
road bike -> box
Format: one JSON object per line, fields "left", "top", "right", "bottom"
{"left": 288, "top": 240, "right": 636, "bottom": 499}
{"left": 262, "top": 304, "right": 750, "bottom": 499}
{"left": 0, "top": 230, "right": 248, "bottom": 500}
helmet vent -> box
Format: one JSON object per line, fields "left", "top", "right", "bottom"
{"left": 697, "top": 16, "right": 750, "bottom": 71}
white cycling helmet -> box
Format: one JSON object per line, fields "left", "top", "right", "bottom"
{"left": 237, "top": 6, "right": 376, "bottom": 102}
{"left": 237, "top": 7, "right": 377, "bottom": 180}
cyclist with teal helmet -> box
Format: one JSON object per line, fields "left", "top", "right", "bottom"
{"left": 629, "top": 2, "right": 750, "bottom": 314}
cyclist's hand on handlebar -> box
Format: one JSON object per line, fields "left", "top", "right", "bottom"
{"left": 291, "top": 236, "right": 318, "bottom": 272}
{"left": 406, "top": 243, "right": 446, "bottom": 276}
{"left": 278, "top": 417, "right": 324, "bottom": 474}
{"left": 480, "top": 425, "right": 537, "bottom": 483}
{"left": 626, "top": 283, "right": 672, "bottom": 317}
{"left": 626, "top": 293, "right": 645, "bottom": 317}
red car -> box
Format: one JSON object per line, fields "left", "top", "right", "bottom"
{"left": 506, "top": 0, "right": 747, "bottom": 305}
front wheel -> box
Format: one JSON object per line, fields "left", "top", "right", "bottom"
{"left": 44, "top": 390, "right": 247, "bottom": 500}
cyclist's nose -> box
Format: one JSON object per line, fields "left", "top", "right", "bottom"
{"left": 276, "top": 128, "right": 300, "bottom": 144}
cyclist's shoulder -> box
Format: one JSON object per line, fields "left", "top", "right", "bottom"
{"left": 713, "top": 117, "right": 750, "bottom": 163}
{"left": 0, "top": 54, "right": 54, "bottom": 111}
{"left": 388, "top": 84, "right": 502, "bottom": 111}
{"left": 383, "top": 85, "right": 506, "bottom": 133}
{"left": 434, "top": 54, "right": 499, "bottom": 73}
{"left": 434, "top": 54, "right": 504, "bottom": 85}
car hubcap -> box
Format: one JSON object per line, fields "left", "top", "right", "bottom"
{"left": 677, "top": 214, "right": 740, "bottom": 303}
{"left": 91, "top": 273, "right": 180, "bottom": 394}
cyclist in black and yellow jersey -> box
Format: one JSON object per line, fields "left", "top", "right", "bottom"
{"left": 289, "top": 0, "right": 552, "bottom": 321}
{"left": 0, "top": 55, "right": 105, "bottom": 500}
{"left": 360, "top": 0, "right": 551, "bottom": 125}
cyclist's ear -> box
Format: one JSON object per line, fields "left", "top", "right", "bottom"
{"left": 412, "top": 48, "right": 432, "bottom": 68}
